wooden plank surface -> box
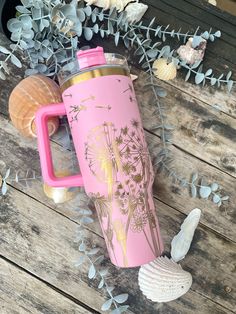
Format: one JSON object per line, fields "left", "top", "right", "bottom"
{"left": 1, "top": 185, "right": 235, "bottom": 313}
{"left": 0, "top": 258, "right": 92, "bottom": 314}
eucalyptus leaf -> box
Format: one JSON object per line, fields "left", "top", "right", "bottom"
{"left": 101, "top": 299, "right": 113, "bottom": 311}
{"left": 84, "top": 28, "right": 93, "bottom": 41}
{"left": 205, "top": 69, "right": 212, "bottom": 77}
{"left": 1, "top": 181, "right": 7, "bottom": 195}
{"left": 113, "top": 294, "right": 129, "bottom": 304}
{"left": 4, "top": 169, "right": 10, "bottom": 180}
{"left": 191, "top": 172, "right": 198, "bottom": 183}
{"left": 227, "top": 80, "right": 233, "bottom": 93}
{"left": 214, "top": 30, "right": 221, "bottom": 38}
{"left": 191, "top": 185, "right": 197, "bottom": 198}
{"left": 210, "top": 77, "right": 217, "bottom": 86}
{"left": 98, "top": 278, "right": 104, "bottom": 289}
{"left": 213, "top": 194, "right": 221, "bottom": 204}
{"left": 0, "top": 46, "right": 11, "bottom": 54}
{"left": 88, "top": 264, "right": 96, "bottom": 279}
{"left": 210, "top": 183, "right": 218, "bottom": 192}
{"left": 195, "top": 72, "right": 205, "bottom": 84}
{"left": 79, "top": 242, "right": 86, "bottom": 252}
{"left": 221, "top": 196, "right": 229, "bottom": 201}
{"left": 11, "top": 55, "right": 22, "bottom": 68}
{"left": 87, "top": 248, "right": 100, "bottom": 255}
{"left": 16, "top": 5, "right": 31, "bottom": 14}
{"left": 112, "top": 305, "right": 129, "bottom": 314}
{"left": 199, "top": 186, "right": 211, "bottom": 199}
{"left": 185, "top": 70, "right": 191, "bottom": 81}
{"left": 115, "top": 32, "right": 120, "bottom": 46}
{"left": 80, "top": 216, "right": 94, "bottom": 224}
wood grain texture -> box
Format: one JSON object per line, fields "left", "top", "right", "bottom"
{"left": 134, "top": 72, "right": 236, "bottom": 179}
{"left": 0, "top": 258, "right": 92, "bottom": 314}
{"left": 0, "top": 185, "right": 235, "bottom": 313}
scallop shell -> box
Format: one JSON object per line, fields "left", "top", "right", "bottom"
{"left": 138, "top": 256, "right": 192, "bottom": 303}
{"left": 43, "top": 170, "right": 78, "bottom": 204}
{"left": 9, "top": 75, "right": 61, "bottom": 138}
{"left": 171, "top": 208, "right": 201, "bottom": 262}
{"left": 152, "top": 58, "right": 177, "bottom": 81}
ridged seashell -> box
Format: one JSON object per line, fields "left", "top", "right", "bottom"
{"left": 43, "top": 170, "right": 78, "bottom": 204}
{"left": 138, "top": 256, "right": 192, "bottom": 303}
{"left": 9, "top": 75, "right": 61, "bottom": 138}
{"left": 125, "top": 2, "right": 148, "bottom": 23}
{"left": 85, "top": 0, "right": 135, "bottom": 12}
{"left": 177, "top": 37, "right": 206, "bottom": 65}
{"left": 171, "top": 208, "right": 201, "bottom": 262}
{"left": 153, "top": 58, "right": 177, "bottom": 81}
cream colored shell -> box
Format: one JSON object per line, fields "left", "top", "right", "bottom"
{"left": 84, "top": 0, "right": 135, "bottom": 12}
{"left": 125, "top": 2, "right": 148, "bottom": 23}
{"left": 9, "top": 75, "right": 61, "bottom": 138}
{"left": 152, "top": 58, "right": 177, "bottom": 81}
{"left": 138, "top": 256, "right": 192, "bottom": 303}
{"left": 43, "top": 170, "right": 79, "bottom": 204}
{"left": 171, "top": 208, "right": 201, "bottom": 262}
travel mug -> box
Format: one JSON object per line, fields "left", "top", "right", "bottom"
{"left": 35, "top": 47, "right": 163, "bottom": 267}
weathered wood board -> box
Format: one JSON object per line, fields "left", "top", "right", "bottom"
{"left": 0, "top": 258, "right": 92, "bottom": 314}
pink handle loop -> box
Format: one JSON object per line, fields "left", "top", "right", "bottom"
{"left": 35, "top": 103, "right": 84, "bottom": 187}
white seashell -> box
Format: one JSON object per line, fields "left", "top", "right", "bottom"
{"left": 84, "top": 0, "right": 135, "bottom": 12}
{"left": 125, "top": 2, "right": 148, "bottom": 23}
{"left": 138, "top": 256, "right": 192, "bottom": 303}
{"left": 171, "top": 208, "right": 201, "bottom": 262}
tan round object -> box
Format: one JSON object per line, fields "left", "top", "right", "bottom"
{"left": 43, "top": 170, "right": 78, "bottom": 204}
{"left": 153, "top": 58, "right": 177, "bottom": 81}
{"left": 9, "top": 75, "right": 61, "bottom": 137}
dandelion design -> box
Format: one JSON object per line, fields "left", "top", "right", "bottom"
{"left": 85, "top": 120, "right": 162, "bottom": 265}
{"left": 69, "top": 104, "right": 87, "bottom": 124}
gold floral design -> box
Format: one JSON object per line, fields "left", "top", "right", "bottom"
{"left": 86, "top": 120, "right": 161, "bottom": 265}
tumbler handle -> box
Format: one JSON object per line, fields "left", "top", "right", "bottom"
{"left": 35, "top": 103, "right": 84, "bottom": 187}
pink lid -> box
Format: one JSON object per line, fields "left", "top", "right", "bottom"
{"left": 77, "top": 46, "right": 106, "bottom": 70}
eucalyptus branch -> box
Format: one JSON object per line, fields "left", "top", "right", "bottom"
{"left": 74, "top": 206, "right": 129, "bottom": 313}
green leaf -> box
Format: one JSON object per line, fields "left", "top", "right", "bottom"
{"left": 213, "top": 194, "right": 221, "bottom": 204}
{"left": 146, "top": 49, "right": 158, "bottom": 58}
{"left": 0, "top": 70, "right": 6, "bottom": 80}
{"left": 3, "top": 169, "right": 10, "bottom": 180}
{"left": 205, "top": 69, "right": 212, "bottom": 77}
{"left": 221, "top": 196, "right": 229, "bottom": 201}
{"left": 113, "top": 294, "right": 129, "bottom": 304}
{"left": 88, "top": 264, "right": 96, "bottom": 279}
{"left": 101, "top": 298, "right": 113, "bottom": 311}
{"left": 99, "top": 268, "right": 108, "bottom": 277}
{"left": 84, "top": 28, "right": 93, "bottom": 41}
{"left": 80, "top": 216, "right": 94, "bottom": 224}
{"left": 195, "top": 72, "right": 205, "bottom": 84}
{"left": 191, "top": 185, "right": 197, "bottom": 198}
{"left": 98, "top": 278, "right": 104, "bottom": 289}
{"left": 79, "top": 243, "right": 86, "bottom": 252}
{"left": 201, "top": 31, "right": 209, "bottom": 40}
{"left": 185, "top": 70, "right": 191, "bottom": 81}
{"left": 226, "top": 71, "right": 232, "bottom": 80}
{"left": 210, "top": 183, "right": 218, "bottom": 192}
{"left": 214, "top": 30, "right": 221, "bottom": 38}
{"left": 191, "top": 172, "right": 198, "bottom": 183}
{"left": 94, "top": 255, "right": 105, "bottom": 264}
{"left": 16, "top": 5, "right": 31, "bottom": 14}
{"left": 84, "top": 5, "right": 92, "bottom": 16}
{"left": 227, "top": 80, "right": 233, "bottom": 93}
{"left": 0, "top": 46, "right": 10, "bottom": 54}
{"left": 210, "top": 77, "right": 217, "bottom": 86}
{"left": 115, "top": 32, "right": 120, "bottom": 46}
{"left": 1, "top": 181, "right": 7, "bottom": 195}
{"left": 199, "top": 186, "right": 211, "bottom": 199}
{"left": 87, "top": 248, "right": 100, "bottom": 255}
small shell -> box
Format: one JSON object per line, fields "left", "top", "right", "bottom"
{"left": 171, "top": 208, "right": 201, "bottom": 262}
{"left": 9, "top": 75, "right": 61, "bottom": 138}
{"left": 43, "top": 170, "right": 78, "bottom": 204}
{"left": 85, "top": 0, "right": 134, "bottom": 12}
{"left": 139, "top": 256, "right": 192, "bottom": 303}
{"left": 125, "top": 2, "right": 148, "bottom": 23}
{"left": 176, "top": 37, "right": 206, "bottom": 65}
{"left": 153, "top": 58, "right": 177, "bottom": 81}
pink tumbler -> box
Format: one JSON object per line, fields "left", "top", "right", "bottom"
{"left": 35, "top": 47, "right": 163, "bottom": 267}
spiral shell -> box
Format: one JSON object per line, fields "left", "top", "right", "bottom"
{"left": 9, "top": 75, "right": 61, "bottom": 137}
{"left": 43, "top": 170, "right": 79, "bottom": 204}
{"left": 153, "top": 58, "right": 177, "bottom": 81}
{"left": 138, "top": 256, "right": 192, "bottom": 302}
